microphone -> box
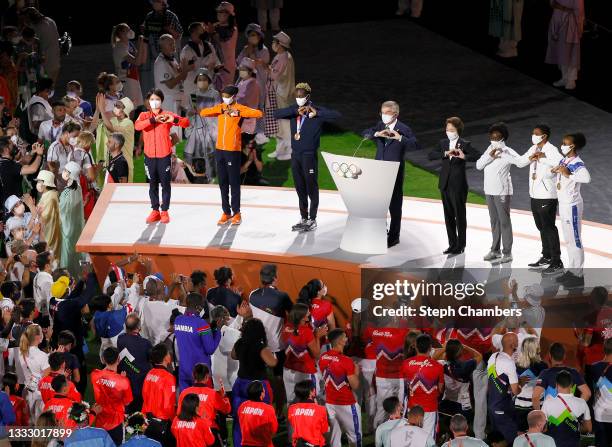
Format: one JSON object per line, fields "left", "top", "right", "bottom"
{"left": 352, "top": 137, "right": 369, "bottom": 158}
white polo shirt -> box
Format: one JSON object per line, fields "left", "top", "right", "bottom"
{"left": 154, "top": 53, "right": 182, "bottom": 114}
{"left": 388, "top": 421, "right": 436, "bottom": 447}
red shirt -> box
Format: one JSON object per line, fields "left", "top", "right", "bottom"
{"left": 171, "top": 416, "right": 215, "bottom": 447}
{"left": 9, "top": 395, "right": 29, "bottom": 426}
{"left": 319, "top": 349, "right": 356, "bottom": 405}
{"left": 178, "top": 385, "right": 231, "bottom": 429}
{"left": 44, "top": 395, "right": 75, "bottom": 427}
{"left": 310, "top": 298, "right": 332, "bottom": 329}
{"left": 134, "top": 110, "right": 189, "bottom": 158}
{"left": 401, "top": 355, "right": 444, "bottom": 412}
{"left": 238, "top": 400, "right": 278, "bottom": 447}
{"left": 283, "top": 324, "right": 316, "bottom": 374}
{"left": 91, "top": 368, "right": 132, "bottom": 430}
{"left": 287, "top": 402, "right": 328, "bottom": 446}
{"left": 448, "top": 328, "right": 493, "bottom": 355}
{"left": 39, "top": 373, "right": 81, "bottom": 404}
{"left": 371, "top": 327, "right": 409, "bottom": 378}
{"left": 142, "top": 366, "right": 177, "bottom": 421}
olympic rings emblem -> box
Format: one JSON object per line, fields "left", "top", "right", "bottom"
{"left": 331, "top": 162, "right": 363, "bottom": 179}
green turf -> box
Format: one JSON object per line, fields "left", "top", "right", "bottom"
{"left": 131, "top": 132, "right": 486, "bottom": 204}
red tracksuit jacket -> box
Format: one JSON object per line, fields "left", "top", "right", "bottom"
{"left": 178, "top": 384, "right": 231, "bottom": 429}
{"left": 134, "top": 110, "right": 189, "bottom": 158}
{"left": 142, "top": 366, "right": 177, "bottom": 420}
{"left": 238, "top": 400, "right": 278, "bottom": 447}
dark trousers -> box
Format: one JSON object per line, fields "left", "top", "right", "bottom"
{"left": 441, "top": 187, "right": 468, "bottom": 249}
{"left": 232, "top": 378, "right": 272, "bottom": 447}
{"left": 488, "top": 406, "right": 517, "bottom": 445}
{"left": 530, "top": 198, "right": 561, "bottom": 262}
{"left": 215, "top": 150, "right": 242, "bottom": 215}
{"left": 291, "top": 152, "right": 319, "bottom": 220}
{"left": 388, "top": 163, "right": 405, "bottom": 240}
{"left": 145, "top": 155, "right": 172, "bottom": 211}
{"left": 106, "top": 423, "right": 123, "bottom": 446}
{"left": 594, "top": 420, "right": 612, "bottom": 447}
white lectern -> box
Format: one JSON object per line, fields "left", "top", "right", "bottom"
{"left": 322, "top": 152, "right": 400, "bottom": 254}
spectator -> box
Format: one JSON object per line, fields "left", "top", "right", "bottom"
{"left": 16, "top": 323, "right": 49, "bottom": 421}
{"left": 0, "top": 137, "right": 43, "bottom": 204}
{"left": 141, "top": 0, "right": 183, "bottom": 95}
{"left": 46, "top": 121, "right": 81, "bottom": 190}
{"left": 59, "top": 161, "right": 84, "bottom": 277}
{"left": 546, "top": 0, "right": 584, "bottom": 90}
{"left": 252, "top": 0, "right": 283, "bottom": 32}
{"left": 154, "top": 34, "right": 189, "bottom": 127}
{"left": 111, "top": 23, "right": 146, "bottom": 108}
{"left": 92, "top": 72, "right": 124, "bottom": 162}
{"left": 4, "top": 193, "right": 38, "bottom": 244}
{"left": 91, "top": 347, "right": 133, "bottom": 445}
{"left": 180, "top": 22, "right": 221, "bottom": 100}
{"left": 442, "top": 413, "right": 488, "bottom": 447}
{"left": 15, "top": 27, "right": 45, "bottom": 106}
{"left": 209, "top": 2, "right": 238, "bottom": 89}
{"left": 590, "top": 337, "right": 612, "bottom": 447}
{"left": 24, "top": 77, "right": 53, "bottom": 142}
{"left": 0, "top": 41, "right": 18, "bottom": 110}
{"left": 122, "top": 412, "right": 162, "bottom": 447}
{"left": 117, "top": 313, "right": 153, "bottom": 414}
{"left": 541, "top": 370, "right": 591, "bottom": 447}
{"left": 0, "top": 383, "right": 16, "bottom": 437}
{"left": 512, "top": 410, "right": 556, "bottom": 447}
{"left": 388, "top": 405, "right": 435, "bottom": 447}
{"left": 34, "top": 170, "right": 61, "bottom": 261}
{"left": 38, "top": 351, "right": 81, "bottom": 404}
{"left": 3, "top": 372, "right": 28, "bottom": 427}
{"left": 375, "top": 396, "right": 404, "bottom": 447}
{"left": 237, "top": 381, "right": 278, "bottom": 447}
{"left": 514, "top": 337, "right": 548, "bottom": 432}
{"left": 71, "top": 131, "right": 97, "bottom": 219}
{"left": 489, "top": 0, "right": 524, "bottom": 58}
{"left": 171, "top": 393, "right": 215, "bottom": 447}
{"left": 297, "top": 278, "right": 335, "bottom": 334}
{"left": 42, "top": 375, "right": 75, "bottom": 427}
{"left": 37, "top": 100, "right": 68, "bottom": 145}
{"left": 236, "top": 58, "right": 260, "bottom": 140}
{"left": 183, "top": 68, "right": 220, "bottom": 181}
{"left": 66, "top": 80, "right": 93, "bottom": 118}
{"left": 104, "top": 132, "right": 130, "bottom": 184}
{"left": 210, "top": 304, "right": 243, "bottom": 393}
{"left": 237, "top": 23, "right": 269, "bottom": 141}
{"left": 266, "top": 31, "right": 295, "bottom": 161}
{"left": 56, "top": 330, "right": 81, "bottom": 386}
{"left": 64, "top": 402, "right": 116, "bottom": 447}
{"left": 90, "top": 293, "right": 128, "bottom": 363}
{"left": 21, "top": 7, "right": 61, "bottom": 83}
{"left": 207, "top": 266, "right": 241, "bottom": 318}
{"left": 240, "top": 134, "right": 266, "bottom": 186}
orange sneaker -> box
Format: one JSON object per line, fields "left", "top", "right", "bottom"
{"left": 231, "top": 213, "right": 242, "bottom": 225}
{"left": 160, "top": 211, "right": 170, "bottom": 224}
{"left": 146, "top": 210, "right": 161, "bottom": 224}
{"left": 217, "top": 213, "right": 231, "bottom": 225}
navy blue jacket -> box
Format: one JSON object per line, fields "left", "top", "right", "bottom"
{"left": 362, "top": 120, "right": 419, "bottom": 162}
{"left": 274, "top": 102, "right": 341, "bottom": 155}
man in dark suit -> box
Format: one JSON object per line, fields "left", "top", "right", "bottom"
{"left": 428, "top": 116, "right": 480, "bottom": 254}
{"left": 363, "top": 101, "right": 418, "bottom": 248}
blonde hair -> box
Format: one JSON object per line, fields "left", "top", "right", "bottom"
{"left": 77, "top": 131, "right": 95, "bottom": 150}
{"left": 62, "top": 95, "right": 77, "bottom": 107}
{"left": 111, "top": 23, "right": 130, "bottom": 48}
{"left": 516, "top": 337, "right": 541, "bottom": 368}
{"left": 19, "top": 324, "right": 42, "bottom": 357}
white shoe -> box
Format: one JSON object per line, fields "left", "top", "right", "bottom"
{"left": 564, "top": 80, "right": 576, "bottom": 90}
{"left": 277, "top": 152, "right": 291, "bottom": 161}
{"left": 553, "top": 78, "right": 565, "bottom": 87}
{"left": 255, "top": 133, "right": 269, "bottom": 145}
{"left": 267, "top": 150, "right": 278, "bottom": 159}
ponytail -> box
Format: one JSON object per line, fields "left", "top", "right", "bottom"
{"left": 289, "top": 303, "right": 309, "bottom": 336}
{"left": 297, "top": 279, "right": 323, "bottom": 306}
{"left": 111, "top": 23, "right": 129, "bottom": 48}
{"left": 19, "top": 324, "right": 42, "bottom": 357}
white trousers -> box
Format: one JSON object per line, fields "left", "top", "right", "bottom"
{"left": 374, "top": 377, "right": 404, "bottom": 428}
{"left": 283, "top": 367, "right": 317, "bottom": 403}
{"left": 326, "top": 402, "right": 362, "bottom": 447}
{"left": 559, "top": 200, "right": 584, "bottom": 273}
{"left": 422, "top": 411, "right": 438, "bottom": 440}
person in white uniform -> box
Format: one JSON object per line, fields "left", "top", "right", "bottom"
{"left": 476, "top": 122, "right": 520, "bottom": 263}
{"left": 388, "top": 406, "right": 436, "bottom": 447}
{"left": 550, "top": 132, "right": 590, "bottom": 287}
{"left": 441, "top": 413, "right": 488, "bottom": 447}
{"left": 512, "top": 410, "right": 556, "bottom": 447}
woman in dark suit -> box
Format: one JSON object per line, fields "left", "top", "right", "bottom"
{"left": 428, "top": 117, "right": 480, "bottom": 254}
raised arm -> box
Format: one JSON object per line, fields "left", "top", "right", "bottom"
{"left": 199, "top": 104, "right": 223, "bottom": 117}
{"left": 273, "top": 106, "right": 298, "bottom": 120}
{"left": 237, "top": 105, "right": 263, "bottom": 119}
{"left": 134, "top": 112, "right": 155, "bottom": 131}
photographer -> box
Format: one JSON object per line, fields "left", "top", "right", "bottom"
{"left": 0, "top": 137, "right": 44, "bottom": 204}
{"left": 240, "top": 137, "right": 267, "bottom": 186}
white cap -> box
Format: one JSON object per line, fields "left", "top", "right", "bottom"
{"left": 351, "top": 298, "right": 369, "bottom": 314}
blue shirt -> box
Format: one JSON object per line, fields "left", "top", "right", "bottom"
{"left": 94, "top": 307, "right": 127, "bottom": 339}
{"left": 0, "top": 391, "right": 16, "bottom": 430}
{"left": 64, "top": 427, "right": 116, "bottom": 447}
{"left": 207, "top": 286, "right": 241, "bottom": 318}
{"left": 174, "top": 313, "right": 221, "bottom": 380}
{"left": 121, "top": 435, "right": 162, "bottom": 447}
{"left": 117, "top": 333, "right": 152, "bottom": 397}
{"left": 536, "top": 366, "right": 585, "bottom": 401}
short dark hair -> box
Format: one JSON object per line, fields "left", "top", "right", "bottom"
{"left": 20, "top": 299, "right": 36, "bottom": 318}
{"left": 146, "top": 88, "right": 165, "bottom": 102}
{"left": 294, "top": 380, "right": 315, "bottom": 402}
{"left": 260, "top": 264, "right": 277, "bottom": 285}
{"left": 190, "top": 270, "right": 206, "bottom": 288}
{"left": 36, "top": 77, "right": 54, "bottom": 93}
{"left": 2, "top": 372, "right": 18, "bottom": 394}
{"left": 0, "top": 281, "right": 17, "bottom": 298}
{"left": 446, "top": 116, "right": 464, "bottom": 135}
{"left": 489, "top": 122, "right": 509, "bottom": 141}
{"left": 247, "top": 381, "right": 264, "bottom": 401}
{"left": 0, "top": 136, "right": 11, "bottom": 154}
{"left": 565, "top": 132, "right": 586, "bottom": 150}
{"left": 383, "top": 396, "right": 400, "bottom": 414}
{"left": 51, "top": 101, "right": 66, "bottom": 109}
{"left": 90, "top": 294, "right": 112, "bottom": 313}
{"left": 556, "top": 370, "right": 573, "bottom": 388}
{"left": 534, "top": 124, "right": 551, "bottom": 138}
{"left": 192, "top": 363, "right": 210, "bottom": 383}
{"left": 48, "top": 352, "right": 66, "bottom": 371}
{"left": 549, "top": 342, "right": 565, "bottom": 361}
{"left": 214, "top": 266, "right": 233, "bottom": 286}
{"left": 186, "top": 292, "right": 204, "bottom": 309}
{"left": 445, "top": 339, "right": 463, "bottom": 363}
{"left": 110, "top": 132, "right": 125, "bottom": 148}
{"left": 36, "top": 252, "right": 52, "bottom": 270}
{"left": 151, "top": 343, "right": 169, "bottom": 365}
{"left": 188, "top": 22, "right": 203, "bottom": 34}
{"left": 328, "top": 328, "right": 345, "bottom": 346}
{"left": 102, "top": 347, "right": 120, "bottom": 365}
{"left": 178, "top": 393, "right": 199, "bottom": 421}
{"left": 590, "top": 286, "right": 609, "bottom": 307}
{"left": 51, "top": 374, "right": 68, "bottom": 393}
{"left": 415, "top": 333, "right": 432, "bottom": 354}
{"left": 58, "top": 330, "right": 76, "bottom": 347}
{"left": 62, "top": 122, "right": 81, "bottom": 134}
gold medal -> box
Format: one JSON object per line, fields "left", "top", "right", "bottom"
{"left": 294, "top": 132, "right": 301, "bottom": 141}
{"left": 557, "top": 182, "right": 561, "bottom": 190}
{"left": 532, "top": 173, "right": 536, "bottom": 180}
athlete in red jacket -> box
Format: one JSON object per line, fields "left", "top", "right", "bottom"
{"left": 287, "top": 380, "right": 328, "bottom": 447}
{"left": 238, "top": 381, "right": 278, "bottom": 447}
{"left": 91, "top": 347, "right": 133, "bottom": 445}
{"left": 134, "top": 89, "right": 189, "bottom": 224}
{"left": 142, "top": 343, "right": 177, "bottom": 421}
{"left": 43, "top": 375, "right": 75, "bottom": 428}
{"left": 39, "top": 352, "right": 81, "bottom": 404}
{"left": 171, "top": 393, "right": 216, "bottom": 447}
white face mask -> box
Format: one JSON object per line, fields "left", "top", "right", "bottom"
{"left": 113, "top": 107, "right": 122, "bottom": 116}
{"left": 239, "top": 70, "right": 250, "bottom": 80}
{"left": 10, "top": 135, "right": 19, "bottom": 145}
{"left": 296, "top": 97, "right": 308, "bottom": 107}
{"left": 48, "top": 90, "right": 55, "bottom": 99}
{"left": 66, "top": 91, "right": 78, "bottom": 98}
{"left": 69, "top": 137, "right": 78, "bottom": 146}
{"left": 381, "top": 113, "right": 396, "bottom": 125}
{"left": 149, "top": 99, "right": 161, "bottom": 110}
{"left": 127, "top": 30, "right": 136, "bottom": 40}
{"left": 532, "top": 134, "right": 544, "bottom": 145}
{"left": 62, "top": 170, "right": 71, "bottom": 182}
{"left": 490, "top": 140, "right": 504, "bottom": 149}
{"left": 446, "top": 131, "right": 458, "bottom": 141}
{"left": 36, "top": 182, "right": 44, "bottom": 193}
{"left": 196, "top": 80, "right": 209, "bottom": 90}
{"left": 560, "top": 145, "right": 573, "bottom": 155}
{"left": 115, "top": 82, "right": 124, "bottom": 92}
{"left": 222, "top": 96, "right": 233, "bottom": 105}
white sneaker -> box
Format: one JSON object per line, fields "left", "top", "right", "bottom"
{"left": 255, "top": 133, "right": 269, "bottom": 145}
{"left": 267, "top": 150, "right": 278, "bottom": 159}
{"left": 277, "top": 152, "right": 291, "bottom": 161}
{"left": 500, "top": 253, "right": 513, "bottom": 263}
{"left": 553, "top": 78, "right": 565, "bottom": 87}
{"left": 564, "top": 80, "right": 576, "bottom": 90}
{"left": 483, "top": 251, "right": 502, "bottom": 261}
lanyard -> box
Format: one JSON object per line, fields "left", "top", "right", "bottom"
{"left": 531, "top": 146, "right": 541, "bottom": 180}
{"left": 296, "top": 114, "right": 307, "bottom": 135}
{"left": 556, "top": 156, "right": 576, "bottom": 189}
{"left": 557, "top": 395, "right": 576, "bottom": 420}
{"left": 523, "top": 434, "right": 536, "bottom": 447}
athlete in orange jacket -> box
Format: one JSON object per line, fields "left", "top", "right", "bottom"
{"left": 135, "top": 89, "right": 189, "bottom": 224}
{"left": 199, "top": 85, "right": 263, "bottom": 226}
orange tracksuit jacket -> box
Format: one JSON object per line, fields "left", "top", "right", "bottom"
{"left": 199, "top": 103, "right": 263, "bottom": 151}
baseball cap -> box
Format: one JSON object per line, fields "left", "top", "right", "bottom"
{"left": 51, "top": 276, "right": 70, "bottom": 299}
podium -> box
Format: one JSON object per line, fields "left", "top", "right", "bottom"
{"left": 322, "top": 152, "right": 400, "bottom": 254}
